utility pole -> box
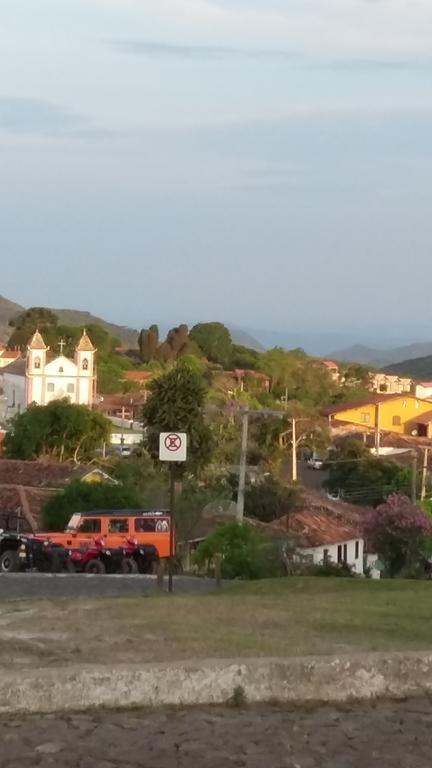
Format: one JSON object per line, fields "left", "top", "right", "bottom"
{"left": 375, "top": 403, "right": 381, "bottom": 455}
{"left": 236, "top": 410, "right": 249, "bottom": 522}
{"left": 411, "top": 451, "right": 418, "bottom": 504}
{"left": 291, "top": 417, "right": 297, "bottom": 482}
{"left": 168, "top": 464, "right": 176, "bottom": 593}
{"left": 421, "top": 447, "right": 429, "bottom": 501}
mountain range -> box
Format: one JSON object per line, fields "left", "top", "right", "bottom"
{"left": 0, "top": 295, "right": 264, "bottom": 351}
{"left": 328, "top": 342, "right": 432, "bottom": 370}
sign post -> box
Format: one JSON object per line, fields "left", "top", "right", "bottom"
{"left": 159, "top": 432, "right": 187, "bottom": 592}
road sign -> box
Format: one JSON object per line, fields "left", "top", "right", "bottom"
{"left": 159, "top": 432, "right": 187, "bottom": 462}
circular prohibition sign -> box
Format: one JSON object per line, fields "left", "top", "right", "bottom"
{"left": 164, "top": 433, "right": 183, "bottom": 452}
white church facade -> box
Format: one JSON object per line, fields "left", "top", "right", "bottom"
{"left": 1, "top": 330, "right": 96, "bottom": 418}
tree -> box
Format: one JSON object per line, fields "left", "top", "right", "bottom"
{"left": 4, "top": 400, "right": 111, "bottom": 462}
{"left": 364, "top": 494, "right": 432, "bottom": 577}
{"left": 324, "top": 440, "right": 412, "bottom": 506}
{"left": 244, "top": 478, "right": 301, "bottom": 523}
{"left": 194, "top": 521, "right": 282, "bottom": 579}
{"left": 138, "top": 325, "right": 159, "bottom": 363}
{"left": 142, "top": 360, "right": 214, "bottom": 474}
{"left": 41, "top": 480, "right": 142, "bottom": 531}
{"left": 8, "top": 307, "right": 58, "bottom": 350}
{"left": 189, "top": 322, "right": 233, "bottom": 367}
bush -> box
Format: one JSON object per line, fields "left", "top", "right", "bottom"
{"left": 194, "top": 522, "right": 283, "bottom": 580}
{"left": 306, "top": 560, "right": 355, "bottom": 578}
{"left": 244, "top": 478, "right": 301, "bottom": 523}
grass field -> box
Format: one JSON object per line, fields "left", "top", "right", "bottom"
{"left": 1, "top": 577, "right": 432, "bottom": 669}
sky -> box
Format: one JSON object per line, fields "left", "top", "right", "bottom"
{"left": 1, "top": 0, "right": 432, "bottom": 349}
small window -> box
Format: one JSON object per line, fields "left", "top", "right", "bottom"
{"left": 82, "top": 358, "right": 89, "bottom": 371}
{"left": 355, "top": 541, "right": 360, "bottom": 559}
{"left": 80, "top": 518, "right": 101, "bottom": 534}
{"left": 360, "top": 412, "right": 370, "bottom": 424}
{"left": 34, "top": 356, "right": 41, "bottom": 370}
{"left": 108, "top": 519, "right": 129, "bottom": 534}
{"left": 67, "top": 383, "right": 75, "bottom": 394}
{"left": 392, "top": 415, "right": 401, "bottom": 426}
{"left": 379, "top": 384, "right": 388, "bottom": 393}
{"left": 343, "top": 544, "right": 348, "bottom": 562}
{"left": 337, "top": 544, "right": 343, "bottom": 563}
{"left": 323, "top": 548, "right": 329, "bottom": 564}
{"left": 47, "top": 383, "right": 55, "bottom": 393}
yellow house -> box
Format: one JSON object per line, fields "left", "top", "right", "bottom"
{"left": 324, "top": 394, "right": 432, "bottom": 438}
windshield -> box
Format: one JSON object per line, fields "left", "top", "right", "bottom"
{"left": 66, "top": 513, "right": 82, "bottom": 532}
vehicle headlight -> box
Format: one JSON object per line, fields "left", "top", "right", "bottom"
{"left": 68, "top": 550, "right": 72, "bottom": 556}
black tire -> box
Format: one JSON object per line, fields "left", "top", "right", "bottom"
{"left": 84, "top": 558, "right": 106, "bottom": 575}
{"left": 0, "top": 549, "right": 20, "bottom": 573}
{"left": 66, "top": 559, "right": 77, "bottom": 573}
{"left": 121, "top": 557, "right": 139, "bottom": 575}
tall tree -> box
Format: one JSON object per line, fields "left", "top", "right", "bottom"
{"left": 189, "top": 322, "right": 233, "bottom": 367}
{"left": 142, "top": 360, "right": 214, "bottom": 474}
{"left": 138, "top": 325, "right": 159, "bottom": 363}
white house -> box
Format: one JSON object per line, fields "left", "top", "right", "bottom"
{"left": 415, "top": 382, "right": 432, "bottom": 401}
{"left": 1, "top": 330, "right": 96, "bottom": 417}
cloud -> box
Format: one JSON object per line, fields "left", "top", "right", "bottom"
{"left": 0, "top": 97, "right": 109, "bottom": 139}
{"left": 109, "top": 39, "right": 432, "bottom": 72}
{"left": 109, "top": 39, "right": 299, "bottom": 61}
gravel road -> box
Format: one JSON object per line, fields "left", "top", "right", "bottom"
{"left": 0, "top": 573, "right": 217, "bottom": 600}
{"left": 1, "top": 699, "right": 432, "bottom": 767}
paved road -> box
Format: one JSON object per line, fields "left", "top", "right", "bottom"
{"left": 1, "top": 699, "right": 432, "bottom": 767}
{"left": 0, "top": 574, "right": 217, "bottom": 600}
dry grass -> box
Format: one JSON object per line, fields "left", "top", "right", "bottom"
{"left": 2, "top": 577, "right": 432, "bottom": 669}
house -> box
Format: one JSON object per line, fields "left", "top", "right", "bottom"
{"left": 320, "top": 360, "right": 340, "bottom": 383}
{"left": 415, "top": 382, "right": 432, "bottom": 401}
{"left": 122, "top": 370, "right": 154, "bottom": 392}
{"left": 0, "top": 460, "right": 115, "bottom": 532}
{"left": 97, "top": 393, "right": 147, "bottom": 422}
{"left": 0, "top": 348, "right": 21, "bottom": 368}
{"left": 1, "top": 330, "right": 96, "bottom": 417}
{"left": 369, "top": 372, "right": 412, "bottom": 395}
{"left": 324, "top": 393, "right": 432, "bottom": 437}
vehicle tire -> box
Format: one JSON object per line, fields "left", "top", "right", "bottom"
{"left": 0, "top": 549, "right": 20, "bottom": 573}
{"left": 66, "top": 559, "right": 77, "bottom": 574}
{"left": 84, "top": 558, "right": 106, "bottom": 575}
{"left": 121, "top": 557, "right": 139, "bottom": 575}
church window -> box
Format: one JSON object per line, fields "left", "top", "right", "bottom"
{"left": 58, "top": 366, "right": 64, "bottom": 373}
{"left": 34, "top": 357, "right": 41, "bottom": 370}
{"left": 82, "top": 358, "right": 89, "bottom": 371}
{"left": 47, "top": 383, "right": 55, "bottom": 393}
{"left": 67, "top": 383, "right": 75, "bottom": 394}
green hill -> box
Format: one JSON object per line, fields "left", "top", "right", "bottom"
{"left": 383, "top": 355, "right": 432, "bottom": 379}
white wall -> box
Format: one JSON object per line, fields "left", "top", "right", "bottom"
{"left": 300, "top": 538, "right": 364, "bottom": 575}
{"left": 416, "top": 384, "right": 432, "bottom": 401}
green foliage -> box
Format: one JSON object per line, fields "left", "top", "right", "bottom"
{"left": 194, "top": 521, "right": 275, "bottom": 579}
{"left": 4, "top": 400, "right": 111, "bottom": 462}
{"left": 260, "top": 347, "right": 338, "bottom": 407}
{"left": 8, "top": 307, "right": 58, "bottom": 349}
{"left": 41, "top": 480, "right": 142, "bottom": 531}
{"left": 190, "top": 322, "right": 233, "bottom": 366}
{"left": 244, "top": 478, "right": 301, "bottom": 522}
{"left": 306, "top": 560, "right": 356, "bottom": 577}
{"left": 142, "top": 360, "right": 214, "bottom": 474}
{"left": 324, "top": 440, "right": 412, "bottom": 506}
{"left": 229, "top": 344, "right": 260, "bottom": 370}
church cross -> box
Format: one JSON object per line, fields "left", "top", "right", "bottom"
{"left": 58, "top": 338, "right": 66, "bottom": 355}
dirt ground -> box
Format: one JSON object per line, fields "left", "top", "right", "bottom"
{"left": 1, "top": 699, "right": 432, "bottom": 768}
{"left": 2, "top": 577, "right": 432, "bottom": 669}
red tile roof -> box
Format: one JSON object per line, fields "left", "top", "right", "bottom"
{"left": 0, "top": 349, "right": 21, "bottom": 361}
{"left": 124, "top": 371, "right": 154, "bottom": 382}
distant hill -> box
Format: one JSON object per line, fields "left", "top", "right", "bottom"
{"left": 0, "top": 295, "right": 263, "bottom": 352}
{"left": 383, "top": 355, "right": 432, "bottom": 379}
{"left": 0, "top": 296, "right": 138, "bottom": 348}
{"left": 329, "top": 342, "right": 432, "bottom": 369}
{"left": 0, "top": 295, "right": 25, "bottom": 343}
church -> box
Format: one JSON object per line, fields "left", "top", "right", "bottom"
{"left": 1, "top": 330, "right": 96, "bottom": 418}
